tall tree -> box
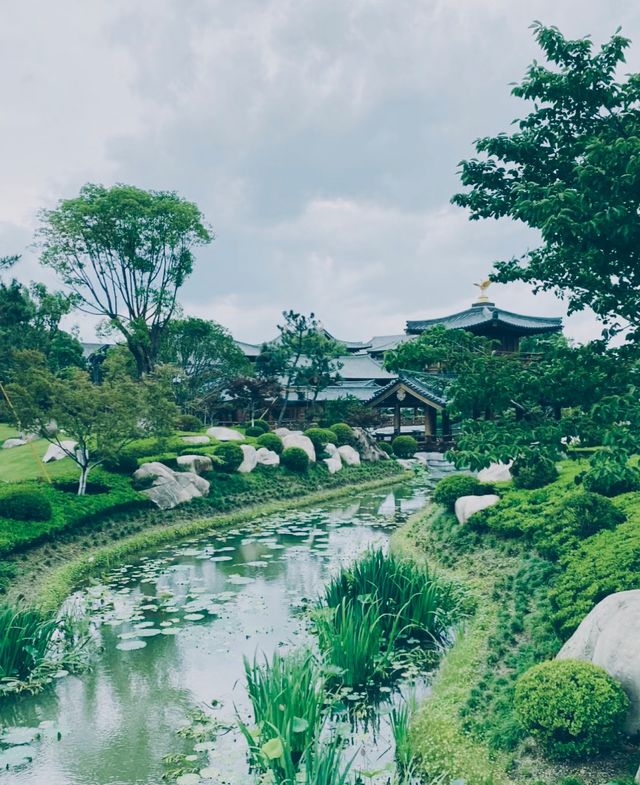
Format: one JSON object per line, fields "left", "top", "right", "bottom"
{"left": 160, "top": 317, "right": 250, "bottom": 414}
{"left": 453, "top": 24, "right": 640, "bottom": 339}
{"left": 37, "top": 183, "right": 212, "bottom": 375}
{"left": 6, "top": 352, "right": 176, "bottom": 494}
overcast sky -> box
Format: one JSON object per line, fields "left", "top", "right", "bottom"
{"left": 2, "top": 1, "right": 639, "bottom": 344}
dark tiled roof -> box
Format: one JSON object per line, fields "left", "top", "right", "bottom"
{"left": 367, "top": 371, "right": 454, "bottom": 408}
{"left": 406, "top": 302, "right": 562, "bottom": 335}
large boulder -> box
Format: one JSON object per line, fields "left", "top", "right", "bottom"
{"left": 176, "top": 454, "right": 213, "bottom": 475}
{"left": 323, "top": 454, "right": 342, "bottom": 474}
{"left": 42, "top": 440, "right": 78, "bottom": 463}
{"left": 2, "top": 438, "right": 26, "bottom": 449}
{"left": 454, "top": 494, "right": 500, "bottom": 525}
{"left": 478, "top": 461, "right": 512, "bottom": 483}
{"left": 133, "top": 462, "right": 209, "bottom": 510}
{"left": 352, "top": 427, "right": 388, "bottom": 461}
{"left": 206, "top": 427, "right": 244, "bottom": 442}
{"left": 256, "top": 447, "right": 279, "bottom": 467}
{"left": 338, "top": 445, "right": 361, "bottom": 466}
{"left": 282, "top": 433, "right": 316, "bottom": 463}
{"left": 274, "top": 427, "right": 291, "bottom": 437}
{"left": 181, "top": 435, "right": 210, "bottom": 445}
{"left": 557, "top": 590, "right": 640, "bottom": 734}
{"left": 238, "top": 444, "right": 258, "bottom": 473}
{"left": 325, "top": 443, "right": 338, "bottom": 457}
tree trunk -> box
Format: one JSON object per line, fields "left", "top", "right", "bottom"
{"left": 277, "top": 388, "right": 291, "bottom": 426}
{"left": 77, "top": 464, "right": 89, "bottom": 496}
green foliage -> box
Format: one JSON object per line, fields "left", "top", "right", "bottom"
{"left": 38, "top": 183, "right": 212, "bottom": 375}
{"left": 329, "top": 422, "right": 356, "bottom": 447}
{"left": 213, "top": 442, "right": 244, "bottom": 473}
{"left": 558, "top": 491, "right": 626, "bottom": 538}
{"left": 392, "top": 435, "right": 418, "bottom": 458}
{"left": 244, "top": 425, "right": 264, "bottom": 437}
{"left": 175, "top": 414, "right": 202, "bottom": 432}
{"left": 252, "top": 419, "right": 270, "bottom": 434}
{"left": 433, "top": 474, "right": 495, "bottom": 511}
{"left": 580, "top": 453, "right": 640, "bottom": 497}
{"left": 453, "top": 23, "right": 640, "bottom": 339}
{"left": 514, "top": 659, "right": 629, "bottom": 758}
{"left": 281, "top": 446, "right": 310, "bottom": 473}
{"left": 378, "top": 441, "right": 393, "bottom": 455}
{"left": 512, "top": 452, "right": 559, "bottom": 490}
{"left": 318, "top": 396, "right": 382, "bottom": 429}
{"left": 239, "top": 649, "right": 326, "bottom": 776}
{"left": 0, "top": 489, "right": 52, "bottom": 522}
{"left": 256, "top": 432, "right": 284, "bottom": 454}
{"left": 0, "top": 605, "right": 58, "bottom": 680}
{"left": 304, "top": 427, "right": 336, "bottom": 452}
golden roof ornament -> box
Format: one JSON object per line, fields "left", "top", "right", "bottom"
{"left": 473, "top": 278, "right": 491, "bottom": 303}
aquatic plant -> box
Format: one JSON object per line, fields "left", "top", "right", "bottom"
{"left": 0, "top": 605, "right": 58, "bottom": 682}
{"left": 238, "top": 648, "right": 328, "bottom": 777}
{"left": 302, "top": 736, "right": 355, "bottom": 785}
{"left": 322, "top": 549, "right": 459, "bottom": 646}
{"left": 389, "top": 694, "right": 418, "bottom": 781}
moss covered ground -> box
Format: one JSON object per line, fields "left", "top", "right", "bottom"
{"left": 392, "top": 461, "right": 640, "bottom": 785}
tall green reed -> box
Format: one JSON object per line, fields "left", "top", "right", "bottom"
{"left": 0, "top": 605, "right": 58, "bottom": 682}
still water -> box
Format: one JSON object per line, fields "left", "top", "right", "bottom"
{"left": 0, "top": 479, "right": 431, "bottom": 785}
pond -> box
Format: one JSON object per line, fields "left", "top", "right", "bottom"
{"left": 0, "top": 477, "right": 434, "bottom": 784}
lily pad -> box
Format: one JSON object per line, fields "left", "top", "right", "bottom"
{"left": 116, "top": 639, "right": 147, "bottom": 651}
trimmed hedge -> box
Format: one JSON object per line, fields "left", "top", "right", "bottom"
{"left": 392, "top": 435, "right": 418, "bottom": 458}
{"left": 378, "top": 441, "right": 393, "bottom": 456}
{"left": 514, "top": 659, "right": 629, "bottom": 758}
{"left": 214, "top": 442, "right": 244, "bottom": 473}
{"left": 281, "top": 447, "right": 310, "bottom": 473}
{"left": 511, "top": 453, "right": 559, "bottom": 490}
{"left": 329, "top": 422, "right": 356, "bottom": 447}
{"left": 580, "top": 457, "right": 640, "bottom": 497}
{"left": 433, "top": 474, "right": 495, "bottom": 511}
{"left": 251, "top": 419, "right": 270, "bottom": 435}
{"left": 304, "top": 427, "right": 336, "bottom": 452}
{"left": 0, "top": 490, "right": 52, "bottom": 522}
{"left": 256, "top": 432, "right": 284, "bottom": 455}
{"left": 175, "top": 414, "right": 203, "bottom": 432}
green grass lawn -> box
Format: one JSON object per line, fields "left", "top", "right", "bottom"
{"left": 0, "top": 423, "right": 76, "bottom": 483}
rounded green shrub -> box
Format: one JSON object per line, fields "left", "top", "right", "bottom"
{"left": 281, "top": 446, "right": 309, "bottom": 473}
{"left": 558, "top": 491, "right": 626, "bottom": 538}
{"left": 244, "top": 426, "right": 264, "bottom": 437}
{"left": 392, "top": 435, "right": 419, "bottom": 458}
{"left": 433, "top": 474, "right": 494, "bottom": 511}
{"left": 175, "top": 414, "right": 203, "bottom": 432}
{"left": 378, "top": 441, "right": 393, "bottom": 456}
{"left": 512, "top": 453, "right": 559, "bottom": 490}
{"left": 256, "top": 432, "right": 284, "bottom": 454}
{"left": 514, "top": 659, "right": 629, "bottom": 758}
{"left": 0, "top": 490, "right": 52, "bottom": 522}
{"left": 329, "top": 422, "right": 356, "bottom": 447}
{"left": 253, "top": 419, "right": 270, "bottom": 434}
{"left": 580, "top": 458, "right": 640, "bottom": 497}
{"left": 102, "top": 451, "right": 140, "bottom": 474}
{"left": 214, "top": 442, "right": 244, "bottom": 473}
{"left": 304, "top": 427, "right": 336, "bottom": 452}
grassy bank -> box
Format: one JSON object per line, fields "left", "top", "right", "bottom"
{"left": 392, "top": 463, "right": 640, "bottom": 785}
{"left": 16, "top": 464, "right": 410, "bottom": 613}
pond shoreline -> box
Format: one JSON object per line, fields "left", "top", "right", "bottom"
{"left": 8, "top": 469, "right": 412, "bottom": 613}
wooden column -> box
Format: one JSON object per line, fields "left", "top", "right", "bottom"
{"left": 393, "top": 399, "right": 401, "bottom": 436}
{"left": 442, "top": 410, "right": 451, "bottom": 436}
{"left": 424, "top": 407, "right": 437, "bottom": 436}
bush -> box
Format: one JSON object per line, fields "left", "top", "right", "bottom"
{"left": 304, "top": 427, "right": 336, "bottom": 452}
{"left": 175, "top": 414, "right": 202, "bottom": 432}
{"left": 214, "top": 442, "right": 244, "bottom": 473}
{"left": 244, "top": 426, "right": 265, "bottom": 437}
{"left": 378, "top": 441, "right": 393, "bottom": 455}
{"left": 580, "top": 455, "right": 640, "bottom": 497}
{"left": 101, "top": 452, "right": 140, "bottom": 474}
{"left": 433, "top": 474, "right": 495, "bottom": 511}
{"left": 329, "top": 422, "right": 356, "bottom": 447}
{"left": 392, "top": 435, "right": 418, "bottom": 458}
{"left": 0, "top": 490, "right": 52, "bottom": 522}
{"left": 255, "top": 432, "right": 284, "bottom": 455}
{"left": 251, "top": 419, "right": 270, "bottom": 434}
{"left": 557, "top": 491, "right": 626, "bottom": 539}
{"left": 512, "top": 453, "right": 559, "bottom": 490}
{"left": 514, "top": 659, "right": 629, "bottom": 758}
{"left": 281, "top": 447, "right": 309, "bottom": 473}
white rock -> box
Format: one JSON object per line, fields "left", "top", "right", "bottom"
{"left": 256, "top": 447, "right": 280, "bottom": 467}
{"left": 325, "top": 443, "right": 338, "bottom": 457}
{"left": 282, "top": 433, "right": 316, "bottom": 462}
{"left": 176, "top": 454, "right": 213, "bottom": 475}
{"left": 478, "top": 461, "right": 513, "bottom": 483}
{"left": 337, "top": 445, "right": 361, "bottom": 466}
{"left": 238, "top": 444, "right": 258, "bottom": 473}
{"left": 2, "top": 438, "right": 26, "bottom": 449}
{"left": 206, "top": 427, "right": 244, "bottom": 442}
{"left": 396, "top": 459, "right": 416, "bottom": 470}
{"left": 557, "top": 590, "right": 640, "bottom": 734}
{"left": 352, "top": 427, "right": 389, "bottom": 461}
{"left": 181, "top": 435, "right": 210, "bottom": 445}
{"left": 454, "top": 494, "right": 500, "bottom": 525}
{"left": 42, "top": 440, "right": 78, "bottom": 463}
{"left": 323, "top": 454, "right": 342, "bottom": 474}
{"left": 274, "top": 427, "right": 291, "bottom": 437}
{"left": 133, "top": 462, "right": 209, "bottom": 510}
